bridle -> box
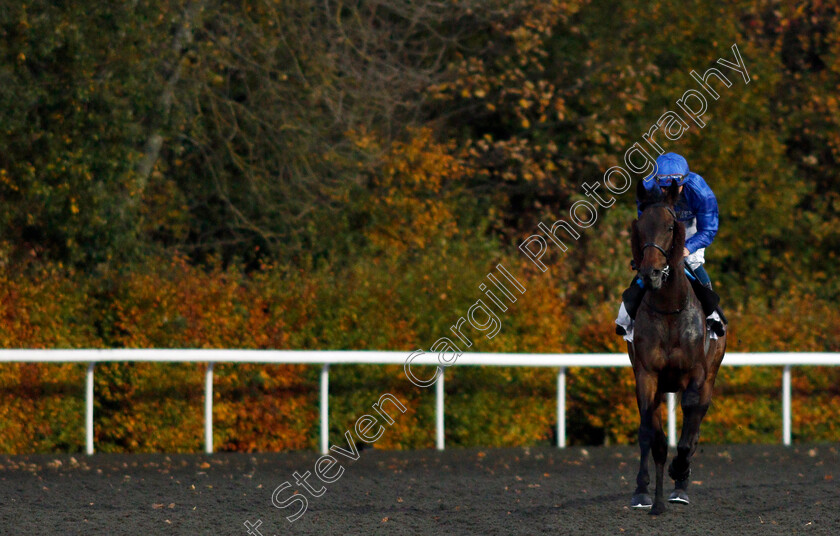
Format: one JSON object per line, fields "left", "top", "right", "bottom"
{"left": 641, "top": 242, "right": 672, "bottom": 282}
{"left": 640, "top": 205, "right": 679, "bottom": 284}
{"left": 637, "top": 204, "right": 690, "bottom": 314}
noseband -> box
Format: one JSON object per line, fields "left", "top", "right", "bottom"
{"left": 641, "top": 242, "right": 672, "bottom": 281}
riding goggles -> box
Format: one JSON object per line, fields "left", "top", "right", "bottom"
{"left": 654, "top": 173, "right": 688, "bottom": 187}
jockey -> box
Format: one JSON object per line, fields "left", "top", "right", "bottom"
{"left": 615, "top": 152, "right": 726, "bottom": 340}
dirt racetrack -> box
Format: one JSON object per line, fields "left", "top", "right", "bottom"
{"left": 2, "top": 443, "right": 837, "bottom": 535}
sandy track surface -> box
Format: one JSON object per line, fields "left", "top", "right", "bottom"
{"left": 1, "top": 443, "right": 837, "bottom": 535}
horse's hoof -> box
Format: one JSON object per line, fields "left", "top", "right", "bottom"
{"left": 650, "top": 501, "right": 666, "bottom": 515}
{"left": 668, "top": 489, "right": 690, "bottom": 504}
{"left": 631, "top": 493, "right": 652, "bottom": 508}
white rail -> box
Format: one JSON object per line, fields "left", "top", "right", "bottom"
{"left": 1, "top": 350, "right": 838, "bottom": 454}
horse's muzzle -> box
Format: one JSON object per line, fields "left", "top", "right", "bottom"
{"left": 641, "top": 267, "right": 667, "bottom": 290}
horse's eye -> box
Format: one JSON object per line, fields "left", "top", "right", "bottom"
{"left": 668, "top": 226, "right": 674, "bottom": 231}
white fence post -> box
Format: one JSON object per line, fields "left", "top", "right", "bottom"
{"left": 320, "top": 364, "right": 329, "bottom": 454}
{"left": 668, "top": 392, "right": 677, "bottom": 448}
{"left": 205, "top": 362, "right": 214, "bottom": 454}
{"left": 782, "top": 365, "right": 791, "bottom": 446}
{"left": 86, "top": 362, "right": 94, "bottom": 455}
{"left": 436, "top": 368, "right": 445, "bottom": 450}
{"left": 557, "top": 367, "right": 566, "bottom": 448}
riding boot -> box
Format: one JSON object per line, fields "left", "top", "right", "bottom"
{"left": 616, "top": 277, "right": 646, "bottom": 336}
{"left": 689, "top": 278, "right": 720, "bottom": 316}
{"left": 701, "top": 281, "right": 727, "bottom": 336}
{"left": 623, "top": 277, "right": 646, "bottom": 319}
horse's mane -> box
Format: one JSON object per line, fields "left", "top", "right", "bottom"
{"left": 637, "top": 193, "right": 668, "bottom": 213}
{"left": 638, "top": 199, "right": 672, "bottom": 213}
{"left": 637, "top": 180, "right": 678, "bottom": 213}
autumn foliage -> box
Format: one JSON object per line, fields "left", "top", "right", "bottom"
{"left": 1, "top": 255, "right": 839, "bottom": 453}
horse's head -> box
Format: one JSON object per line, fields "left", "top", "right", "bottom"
{"left": 631, "top": 180, "right": 686, "bottom": 291}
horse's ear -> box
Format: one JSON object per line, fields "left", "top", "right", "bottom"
{"left": 631, "top": 219, "right": 642, "bottom": 268}
{"left": 665, "top": 181, "right": 680, "bottom": 206}
{"left": 636, "top": 178, "right": 649, "bottom": 204}
{"left": 669, "top": 220, "right": 686, "bottom": 268}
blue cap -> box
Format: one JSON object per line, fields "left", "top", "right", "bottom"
{"left": 653, "top": 153, "right": 689, "bottom": 187}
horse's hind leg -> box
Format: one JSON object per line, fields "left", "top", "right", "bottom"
{"left": 668, "top": 380, "right": 712, "bottom": 504}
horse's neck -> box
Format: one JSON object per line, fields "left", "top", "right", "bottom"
{"left": 648, "top": 267, "right": 689, "bottom": 310}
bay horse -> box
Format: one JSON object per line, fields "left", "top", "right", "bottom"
{"left": 627, "top": 179, "right": 726, "bottom": 515}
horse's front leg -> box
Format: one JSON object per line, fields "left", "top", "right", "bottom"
{"left": 632, "top": 370, "right": 663, "bottom": 510}
{"left": 668, "top": 378, "right": 713, "bottom": 504}
{"left": 650, "top": 393, "right": 668, "bottom": 515}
